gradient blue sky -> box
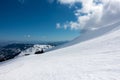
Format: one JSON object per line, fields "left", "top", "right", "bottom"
{"left": 0, "top": 0, "right": 80, "bottom": 41}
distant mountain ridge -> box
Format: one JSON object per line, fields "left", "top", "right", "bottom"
{"left": 0, "top": 41, "right": 68, "bottom": 62}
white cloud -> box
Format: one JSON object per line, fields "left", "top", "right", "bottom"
{"left": 56, "top": 23, "right": 61, "bottom": 29}
{"left": 24, "top": 35, "right": 31, "bottom": 38}
{"left": 57, "top": 0, "right": 120, "bottom": 30}
{"left": 58, "top": 0, "right": 81, "bottom": 4}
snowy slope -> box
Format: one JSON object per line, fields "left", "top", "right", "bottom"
{"left": 0, "top": 21, "right": 120, "bottom": 80}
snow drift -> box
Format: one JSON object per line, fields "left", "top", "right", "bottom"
{"left": 0, "top": 21, "right": 120, "bottom": 80}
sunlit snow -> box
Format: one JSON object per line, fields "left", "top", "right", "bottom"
{"left": 0, "top": 21, "right": 120, "bottom": 80}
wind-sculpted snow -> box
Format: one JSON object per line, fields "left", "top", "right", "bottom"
{"left": 0, "top": 21, "right": 120, "bottom": 80}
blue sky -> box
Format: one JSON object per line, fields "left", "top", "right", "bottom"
{"left": 0, "top": 0, "right": 80, "bottom": 41}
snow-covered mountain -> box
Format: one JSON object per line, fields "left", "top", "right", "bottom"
{"left": 19, "top": 44, "right": 54, "bottom": 56}
{"left": 0, "top": 44, "right": 54, "bottom": 62}
{"left": 0, "top": 21, "right": 120, "bottom": 80}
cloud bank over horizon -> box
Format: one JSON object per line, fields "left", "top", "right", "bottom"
{"left": 57, "top": 0, "right": 120, "bottom": 30}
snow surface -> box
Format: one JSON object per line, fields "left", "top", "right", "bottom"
{"left": 0, "top": 21, "right": 120, "bottom": 80}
